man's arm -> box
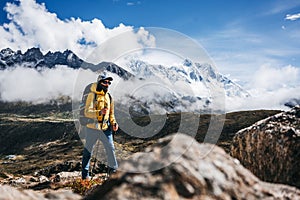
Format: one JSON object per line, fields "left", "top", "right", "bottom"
{"left": 109, "top": 97, "right": 118, "bottom": 131}
{"left": 84, "top": 93, "right": 99, "bottom": 119}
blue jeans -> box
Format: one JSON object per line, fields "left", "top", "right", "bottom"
{"left": 81, "top": 126, "right": 118, "bottom": 179}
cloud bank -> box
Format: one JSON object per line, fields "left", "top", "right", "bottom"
{"left": 226, "top": 65, "right": 300, "bottom": 111}
{"left": 0, "top": 65, "right": 79, "bottom": 102}
{"left": 1, "top": 62, "right": 299, "bottom": 112}
{"left": 0, "top": 0, "right": 154, "bottom": 64}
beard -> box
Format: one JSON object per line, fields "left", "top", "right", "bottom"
{"left": 96, "top": 82, "right": 108, "bottom": 93}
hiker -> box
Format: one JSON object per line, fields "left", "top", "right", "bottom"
{"left": 81, "top": 74, "right": 119, "bottom": 180}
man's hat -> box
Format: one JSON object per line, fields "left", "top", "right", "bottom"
{"left": 97, "top": 73, "right": 113, "bottom": 82}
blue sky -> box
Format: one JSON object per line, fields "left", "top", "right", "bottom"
{"left": 0, "top": 0, "right": 300, "bottom": 109}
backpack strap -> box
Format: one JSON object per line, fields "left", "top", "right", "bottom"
{"left": 93, "top": 92, "right": 112, "bottom": 105}
{"left": 107, "top": 92, "right": 112, "bottom": 103}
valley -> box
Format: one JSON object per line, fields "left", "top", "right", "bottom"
{"left": 0, "top": 101, "right": 280, "bottom": 176}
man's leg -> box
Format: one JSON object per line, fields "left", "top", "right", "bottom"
{"left": 99, "top": 128, "right": 118, "bottom": 171}
{"left": 81, "top": 127, "right": 98, "bottom": 179}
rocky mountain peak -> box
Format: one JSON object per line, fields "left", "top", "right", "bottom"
{"left": 23, "top": 47, "right": 43, "bottom": 62}
{"left": 0, "top": 47, "right": 249, "bottom": 111}
{"left": 0, "top": 48, "right": 15, "bottom": 58}
{"left": 183, "top": 58, "right": 192, "bottom": 67}
{"left": 0, "top": 47, "right": 83, "bottom": 69}
{"left": 124, "top": 57, "right": 250, "bottom": 101}
{"left": 0, "top": 48, "right": 133, "bottom": 79}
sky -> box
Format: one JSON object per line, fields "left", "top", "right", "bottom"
{"left": 0, "top": 0, "right": 300, "bottom": 110}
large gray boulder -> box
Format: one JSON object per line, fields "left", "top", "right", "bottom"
{"left": 231, "top": 106, "right": 300, "bottom": 188}
{"left": 0, "top": 185, "right": 81, "bottom": 200}
{"left": 85, "top": 133, "right": 300, "bottom": 200}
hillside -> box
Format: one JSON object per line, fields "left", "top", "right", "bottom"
{"left": 0, "top": 101, "right": 281, "bottom": 177}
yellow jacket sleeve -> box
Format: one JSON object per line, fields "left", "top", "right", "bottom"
{"left": 84, "top": 92, "right": 99, "bottom": 119}
{"left": 109, "top": 97, "right": 117, "bottom": 125}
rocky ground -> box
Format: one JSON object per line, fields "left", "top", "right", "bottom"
{"left": 0, "top": 101, "right": 285, "bottom": 198}
{"left": 85, "top": 134, "right": 300, "bottom": 200}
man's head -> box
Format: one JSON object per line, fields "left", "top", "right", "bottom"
{"left": 96, "top": 74, "right": 113, "bottom": 92}
{"left": 97, "top": 74, "right": 113, "bottom": 83}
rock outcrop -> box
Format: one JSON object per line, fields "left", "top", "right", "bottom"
{"left": 0, "top": 185, "right": 81, "bottom": 200}
{"left": 85, "top": 133, "right": 300, "bottom": 200}
{"left": 231, "top": 106, "right": 300, "bottom": 188}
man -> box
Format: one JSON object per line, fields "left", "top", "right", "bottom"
{"left": 81, "top": 74, "right": 119, "bottom": 180}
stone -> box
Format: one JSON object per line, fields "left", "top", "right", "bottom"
{"left": 231, "top": 106, "right": 300, "bottom": 188}
{"left": 0, "top": 185, "right": 81, "bottom": 200}
{"left": 85, "top": 133, "right": 300, "bottom": 200}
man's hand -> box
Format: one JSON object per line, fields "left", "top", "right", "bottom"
{"left": 100, "top": 108, "right": 108, "bottom": 115}
{"left": 112, "top": 123, "right": 118, "bottom": 132}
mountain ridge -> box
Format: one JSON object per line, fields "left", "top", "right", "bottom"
{"left": 0, "top": 47, "right": 133, "bottom": 79}
{"left": 0, "top": 47, "right": 249, "bottom": 112}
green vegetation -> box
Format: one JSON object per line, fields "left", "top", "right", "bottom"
{"left": 67, "top": 178, "right": 105, "bottom": 195}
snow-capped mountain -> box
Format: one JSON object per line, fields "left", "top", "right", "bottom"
{"left": 118, "top": 58, "right": 250, "bottom": 113}
{"left": 0, "top": 47, "right": 249, "bottom": 113}
{"left": 125, "top": 58, "right": 250, "bottom": 98}
{"left": 0, "top": 47, "right": 83, "bottom": 69}
{"left": 284, "top": 98, "right": 300, "bottom": 108}
{"left": 0, "top": 47, "right": 132, "bottom": 79}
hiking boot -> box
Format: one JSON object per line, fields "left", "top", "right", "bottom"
{"left": 108, "top": 167, "right": 117, "bottom": 175}
{"left": 82, "top": 176, "right": 91, "bottom": 181}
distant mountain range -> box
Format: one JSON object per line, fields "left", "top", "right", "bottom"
{"left": 125, "top": 58, "right": 250, "bottom": 98}
{"left": 0, "top": 47, "right": 132, "bottom": 79}
{"left": 0, "top": 47, "right": 82, "bottom": 69}
{"left": 0, "top": 47, "right": 250, "bottom": 112}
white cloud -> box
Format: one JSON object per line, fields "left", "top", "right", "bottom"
{"left": 127, "top": 2, "right": 135, "bottom": 6}
{"left": 126, "top": 1, "right": 141, "bottom": 6}
{"left": 0, "top": 0, "right": 154, "bottom": 63}
{"left": 226, "top": 85, "right": 300, "bottom": 112}
{"left": 0, "top": 65, "right": 80, "bottom": 102}
{"left": 250, "top": 65, "right": 299, "bottom": 90}
{"left": 86, "top": 27, "right": 156, "bottom": 64}
{"left": 285, "top": 13, "right": 300, "bottom": 21}
{"left": 225, "top": 65, "right": 300, "bottom": 111}
{"left": 199, "top": 22, "right": 300, "bottom": 87}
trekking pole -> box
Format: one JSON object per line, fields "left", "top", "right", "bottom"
{"left": 113, "top": 123, "right": 117, "bottom": 135}
{"left": 90, "top": 140, "right": 99, "bottom": 181}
